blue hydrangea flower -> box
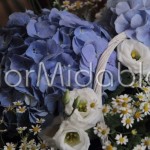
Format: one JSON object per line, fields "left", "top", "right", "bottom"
{"left": 111, "top": 0, "right": 150, "bottom": 46}
{"left": 0, "top": 8, "right": 119, "bottom": 126}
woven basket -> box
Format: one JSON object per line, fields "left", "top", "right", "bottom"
{"left": 94, "top": 32, "right": 127, "bottom": 143}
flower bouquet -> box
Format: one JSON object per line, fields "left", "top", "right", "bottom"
{"left": 0, "top": 0, "right": 150, "bottom": 150}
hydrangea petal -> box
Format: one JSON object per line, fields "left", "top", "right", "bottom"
{"left": 131, "top": 14, "right": 143, "bottom": 28}
{"left": 115, "top": 14, "right": 129, "bottom": 33}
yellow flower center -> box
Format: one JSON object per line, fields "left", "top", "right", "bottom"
{"left": 65, "top": 132, "right": 80, "bottom": 146}
{"left": 122, "top": 102, "right": 128, "bottom": 107}
{"left": 121, "top": 109, "right": 128, "bottom": 115}
{"left": 106, "top": 145, "right": 113, "bottom": 150}
{"left": 33, "top": 127, "right": 40, "bottom": 132}
{"left": 63, "top": 1, "right": 70, "bottom": 6}
{"left": 134, "top": 112, "right": 141, "bottom": 119}
{"left": 134, "top": 101, "right": 140, "bottom": 107}
{"left": 143, "top": 87, "right": 149, "bottom": 92}
{"left": 145, "top": 140, "right": 150, "bottom": 146}
{"left": 90, "top": 102, "right": 96, "bottom": 108}
{"left": 7, "top": 146, "right": 14, "bottom": 150}
{"left": 101, "top": 130, "right": 107, "bottom": 135}
{"left": 19, "top": 107, "right": 26, "bottom": 112}
{"left": 137, "top": 95, "right": 143, "bottom": 100}
{"left": 131, "top": 50, "right": 141, "bottom": 60}
{"left": 112, "top": 108, "right": 117, "bottom": 113}
{"left": 126, "top": 118, "right": 131, "bottom": 124}
{"left": 119, "top": 137, "right": 125, "bottom": 143}
{"left": 75, "top": 1, "right": 82, "bottom": 9}
{"left": 122, "top": 97, "right": 129, "bottom": 102}
{"left": 102, "top": 107, "right": 108, "bottom": 113}
{"left": 144, "top": 103, "right": 149, "bottom": 112}
{"left": 77, "top": 101, "right": 87, "bottom": 112}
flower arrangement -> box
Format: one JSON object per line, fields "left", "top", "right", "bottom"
{"left": 1, "top": 0, "right": 150, "bottom": 150}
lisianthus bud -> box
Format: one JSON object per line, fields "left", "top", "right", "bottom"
{"left": 63, "top": 90, "right": 70, "bottom": 105}
{"left": 73, "top": 96, "right": 80, "bottom": 109}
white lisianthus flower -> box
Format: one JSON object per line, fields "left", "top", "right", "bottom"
{"left": 117, "top": 39, "right": 150, "bottom": 74}
{"left": 53, "top": 121, "right": 90, "bottom": 150}
{"left": 65, "top": 88, "right": 103, "bottom": 130}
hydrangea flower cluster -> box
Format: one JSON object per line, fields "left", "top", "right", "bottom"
{"left": 0, "top": 8, "right": 119, "bottom": 147}
{"left": 110, "top": 0, "right": 150, "bottom": 46}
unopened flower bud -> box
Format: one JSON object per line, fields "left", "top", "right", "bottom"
{"left": 73, "top": 96, "right": 80, "bottom": 109}
{"left": 63, "top": 90, "right": 70, "bottom": 105}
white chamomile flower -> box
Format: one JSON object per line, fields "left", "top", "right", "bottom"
{"left": 112, "top": 97, "right": 121, "bottom": 107}
{"left": 119, "top": 94, "right": 132, "bottom": 103}
{"left": 36, "top": 118, "right": 45, "bottom": 124}
{"left": 16, "top": 106, "right": 27, "bottom": 113}
{"left": 30, "top": 124, "right": 41, "bottom": 135}
{"left": 102, "top": 104, "right": 111, "bottom": 115}
{"left": 136, "top": 93, "right": 145, "bottom": 101}
{"left": 140, "top": 102, "right": 150, "bottom": 115}
{"left": 134, "top": 111, "right": 144, "bottom": 122}
{"left": 141, "top": 137, "right": 150, "bottom": 149}
{"left": 133, "top": 145, "right": 146, "bottom": 150}
{"left": 4, "top": 143, "right": 16, "bottom": 150}
{"left": 13, "top": 101, "right": 23, "bottom": 106}
{"left": 117, "top": 39, "right": 150, "bottom": 74}
{"left": 17, "top": 127, "right": 27, "bottom": 134}
{"left": 39, "top": 141, "right": 49, "bottom": 150}
{"left": 19, "top": 143, "right": 28, "bottom": 150}
{"left": 94, "top": 123, "right": 110, "bottom": 139}
{"left": 132, "top": 81, "right": 140, "bottom": 88}
{"left": 121, "top": 117, "right": 134, "bottom": 129}
{"left": 115, "top": 134, "right": 128, "bottom": 145}
{"left": 102, "top": 141, "right": 117, "bottom": 150}
{"left": 111, "top": 107, "right": 119, "bottom": 115}
{"left": 120, "top": 107, "right": 132, "bottom": 118}
{"left": 141, "top": 87, "right": 150, "bottom": 93}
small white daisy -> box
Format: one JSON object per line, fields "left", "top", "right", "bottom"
{"left": 136, "top": 93, "right": 145, "bottom": 101}
{"left": 121, "top": 117, "right": 134, "bottom": 129}
{"left": 36, "top": 118, "right": 45, "bottom": 124}
{"left": 119, "top": 94, "right": 132, "bottom": 103}
{"left": 102, "top": 141, "right": 117, "bottom": 150}
{"left": 120, "top": 107, "right": 132, "bottom": 118}
{"left": 30, "top": 124, "right": 41, "bottom": 135}
{"left": 102, "top": 104, "right": 111, "bottom": 115}
{"left": 134, "top": 111, "right": 144, "bottom": 122}
{"left": 94, "top": 123, "right": 110, "bottom": 138}
{"left": 140, "top": 102, "right": 150, "bottom": 116}
{"left": 17, "top": 127, "right": 27, "bottom": 134}
{"left": 115, "top": 134, "right": 128, "bottom": 145}
{"left": 141, "top": 137, "right": 150, "bottom": 149}
{"left": 141, "top": 86, "right": 150, "bottom": 93}
{"left": 16, "top": 106, "right": 27, "bottom": 113}
{"left": 13, "top": 101, "right": 23, "bottom": 106}
{"left": 4, "top": 143, "right": 16, "bottom": 150}
{"left": 133, "top": 144, "right": 146, "bottom": 150}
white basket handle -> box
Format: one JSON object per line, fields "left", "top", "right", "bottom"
{"left": 94, "top": 32, "right": 127, "bottom": 105}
